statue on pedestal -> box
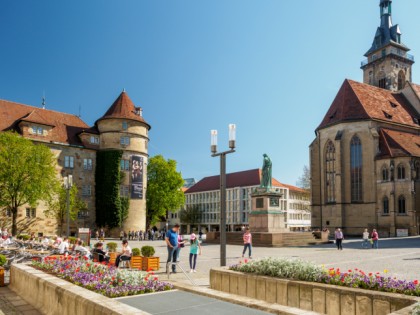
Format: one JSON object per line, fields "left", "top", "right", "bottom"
{"left": 260, "top": 154, "right": 272, "bottom": 190}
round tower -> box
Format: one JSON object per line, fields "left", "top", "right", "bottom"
{"left": 96, "top": 90, "right": 151, "bottom": 232}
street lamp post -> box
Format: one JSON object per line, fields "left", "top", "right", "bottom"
{"left": 211, "top": 124, "right": 236, "bottom": 267}
{"left": 64, "top": 175, "right": 73, "bottom": 237}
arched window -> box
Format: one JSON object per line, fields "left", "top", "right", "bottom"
{"left": 397, "top": 164, "right": 406, "bottom": 180}
{"left": 398, "top": 70, "right": 406, "bottom": 90}
{"left": 398, "top": 195, "right": 406, "bottom": 214}
{"left": 382, "top": 166, "right": 389, "bottom": 181}
{"left": 383, "top": 197, "right": 389, "bottom": 215}
{"left": 351, "top": 136, "right": 363, "bottom": 202}
{"left": 378, "top": 71, "right": 386, "bottom": 89}
{"left": 325, "top": 141, "right": 336, "bottom": 203}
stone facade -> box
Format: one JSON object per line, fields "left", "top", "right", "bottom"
{"left": 0, "top": 91, "right": 150, "bottom": 236}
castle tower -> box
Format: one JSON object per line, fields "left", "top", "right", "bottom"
{"left": 361, "top": 0, "right": 414, "bottom": 91}
{"left": 96, "top": 90, "right": 151, "bottom": 231}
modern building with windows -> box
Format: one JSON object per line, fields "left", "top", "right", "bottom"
{"left": 184, "top": 169, "right": 310, "bottom": 232}
{"left": 0, "top": 90, "right": 150, "bottom": 236}
{"left": 310, "top": 0, "right": 420, "bottom": 236}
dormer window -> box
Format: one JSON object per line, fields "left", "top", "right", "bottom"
{"left": 134, "top": 107, "right": 142, "bottom": 117}
{"left": 396, "top": 34, "right": 401, "bottom": 43}
{"left": 383, "top": 111, "right": 393, "bottom": 120}
{"left": 90, "top": 136, "right": 99, "bottom": 145}
{"left": 31, "top": 126, "right": 44, "bottom": 136}
{"left": 122, "top": 121, "right": 128, "bottom": 130}
{"left": 390, "top": 102, "right": 398, "bottom": 108}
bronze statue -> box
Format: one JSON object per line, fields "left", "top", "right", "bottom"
{"left": 260, "top": 154, "right": 272, "bottom": 190}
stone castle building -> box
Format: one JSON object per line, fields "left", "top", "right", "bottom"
{"left": 310, "top": 0, "right": 420, "bottom": 237}
{"left": 0, "top": 91, "right": 150, "bottom": 236}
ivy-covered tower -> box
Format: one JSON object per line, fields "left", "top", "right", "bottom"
{"left": 95, "top": 90, "right": 151, "bottom": 232}
{"left": 361, "top": 0, "right": 414, "bottom": 91}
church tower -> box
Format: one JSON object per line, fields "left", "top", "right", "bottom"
{"left": 361, "top": 0, "right": 414, "bottom": 91}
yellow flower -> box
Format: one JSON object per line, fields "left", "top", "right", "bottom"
{"left": 384, "top": 269, "right": 389, "bottom": 274}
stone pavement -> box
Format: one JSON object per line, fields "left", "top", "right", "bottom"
{"left": 119, "top": 236, "right": 420, "bottom": 286}
{"left": 0, "top": 286, "right": 41, "bottom": 315}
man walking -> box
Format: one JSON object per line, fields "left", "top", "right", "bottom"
{"left": 362, "top": 228, "right": 370, "bottom": 249}
{"left": 165, "top": 224, "right": 180, "bottom": 273}
{"left": 335, "top": 228, "right": 344, "bottom": 250}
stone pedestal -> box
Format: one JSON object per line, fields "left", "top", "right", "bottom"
{"left": 248, "top": 189, "right": 288, "bottom": 233}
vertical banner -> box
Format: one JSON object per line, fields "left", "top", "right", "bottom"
{"left": 131, "top": 155, "right": 144, "bottom": 199}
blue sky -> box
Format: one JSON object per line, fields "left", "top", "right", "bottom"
{"left": 1, "top": 0, "right": 420, "bottom": 186}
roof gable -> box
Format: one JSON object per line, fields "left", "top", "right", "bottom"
{"left": 378, "top": 128, "right": 420, "bottom": 158}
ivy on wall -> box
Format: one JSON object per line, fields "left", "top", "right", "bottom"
{"left": 95, "top": 150, "right": 130, "bottom": 228}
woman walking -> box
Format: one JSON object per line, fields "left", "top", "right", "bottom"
{"left": 335, "top": 228, "right": 344, "bottom": 250}
{"left": 371, "top": 229, "right": 379, "bottom": 249}
{"left": 242, "top": 227, "right": 252, "bottom": 259}
{"left": 362, "top": 228, "right": 370, "bottom": 249}
{"left": 189, "top": 233, "right": 202, "bottom": 273}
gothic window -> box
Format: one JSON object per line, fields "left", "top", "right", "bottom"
{"left": 382, "top": 166, "right": 389, "bottom": 181}
{"left": 350, "top": 136, "right": 363, "bottom": 202}
{"left": 397, "top": 164, "right": 406, "bottom": 180}
{"left": 379, "top": 78, "right": 386, "bottom": 89}
{"left": 398, "top": 70, "right": 406, "bottom": 90}
{"left": 325, "top": 141, "right": 336, "bottom": 203}
{"left": 383, "top": 197, "right": 389, "bottom": 215}
{"left": 398, "top": 195, "right": 406, "bottom": 214}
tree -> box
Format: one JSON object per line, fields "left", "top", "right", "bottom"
{"left": 297, "top": 165, "right": 311, "bottom": 191}
{"left": 0, "top": 132, "right": 60, "bottom": 235}
{"left": 180, "top": 205, "right": 202, "bottom": 226}
{"left": 45, "top": 185, "right": 87, "bottom": 235}
{"left": 146, "top": 155, "right": 185, "bottom": 226}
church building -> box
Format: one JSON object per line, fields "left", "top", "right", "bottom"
{"left": 310, "top": 0, "right": 420, "bottom": 237}
{"left": 0, "top": 91, "right": 150, "bottom": 236}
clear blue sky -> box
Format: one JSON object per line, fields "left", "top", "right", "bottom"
{"left": 1, "top": 0, "right": 420, "bottom": 186}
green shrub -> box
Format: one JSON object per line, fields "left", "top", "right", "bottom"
{"left": 0, "top": 254, "right": 6, "bottom": 267}
{"left": 68, "top": 237, "right": 78, "bottom": 244}
{"left": 17, "top": 234, "right": 30, "bottom": 241}
{"left": 230, "top": 258, "right": 323, "bottom": 282}
{"left": 132, "top": 248, "right": 141, "bottom": 256}
{"left": 106, "top": 242, "right": 118, "bottom": 252}
{"left": 141, "top": 246, "right": 155, "bottom": 257}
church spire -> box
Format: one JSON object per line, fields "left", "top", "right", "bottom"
{"left": 361, "top": 0, "right": 414, "bottom": 91}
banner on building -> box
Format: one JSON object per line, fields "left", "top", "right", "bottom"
{"left": 131, "top": 155, "right": 144, "bottom": 199}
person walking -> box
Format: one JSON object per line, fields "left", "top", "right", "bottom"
{"left": 362, "top": 228, "right": 370, "bottom": 249}
{"left": 371, "top": 229, "right": 379, "bottom": 249}
{"left": 335, "top": 228, "right": 344, "bottom": 250}
{"left": 165, "top": 224, "right": 180, "bottom": 273}
{"left": 242, "top": 227, "right": 252, "bottom": 259}
{"left": 189, "top": 233, "right": 202, "bottom": 273}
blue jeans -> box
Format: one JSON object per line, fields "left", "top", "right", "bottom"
{"left": 167, "top": 246, "right": 178, "bottom": 272}
{"left": 176, "top": 246, "right": 182, "bottom": 261}
{"left": 362, "top": 239, "right": 369, "bottom": 249}
{"left": 373, "top": 240, "right": 379, "bottom": 249}
{"left": 243, "top": 243, "right": 252, "bottom": 257}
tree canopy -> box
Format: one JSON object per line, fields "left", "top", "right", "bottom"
{"left": 146, "top": 155, "right": 185, "bottom": 226}
{"left": 179, "top": 205, "right": 201, "bottom": 226}
{"left": 297, "top": 165, "right": 311, "bottom": 191}
{"left": 0, "top": 132, "right": 59, "bottom": 235}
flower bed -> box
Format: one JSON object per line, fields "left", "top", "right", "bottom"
{"left": 230, "top": 258, "right": 420, "bottom": 297}
{"left": 31, "top": 256, "right": 172, "bottom": 298}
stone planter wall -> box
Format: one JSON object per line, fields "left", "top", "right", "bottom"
{"left": 10, "top": 264, "right": 149, "bottom": 315}
{"left": 210, "top": 268, "right": 420, "bottom": 315}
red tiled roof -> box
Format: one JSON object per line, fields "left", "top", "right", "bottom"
{"left": 318, "top": 79, "right": 420, "bottom": 130}
{"left": 185, "top": 169, "right": 306, "bottom": 194}
{"left": 0, "top": 99, "right": 89, "bottom": 145}
{"left": 378, "top": 128, "right": 420, "bottom": 158}
{"left": 97, "top": 91, "right": 150, "bottom": 129}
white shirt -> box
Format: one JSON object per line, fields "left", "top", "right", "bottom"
{"left": 363, "top": 232, "right": 370, "bottom": 240}
{"left": 42, "top": 238, "right": 50, "bottom": 245}
{"left": 122, "top": 245, "right": 132, "bottom": 256}
{"left": 58, "top": 241, "right": 69, "bottom": 254}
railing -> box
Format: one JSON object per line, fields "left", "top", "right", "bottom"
{"left": 361, "top": 48, "right": 415, "bottom": 67}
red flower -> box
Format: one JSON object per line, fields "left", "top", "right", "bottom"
{"left": 348, "top": 270, "right": 352, "bottom": 273}
{"left": 86, "top": 263, "right": 91, "bottom": 267}
{"left": 147, "top": 268, "right": 152, "bottom": 272}
{"left": 414, "top": 280, "right": 419, "bottom": 285}
{"left": 154, "top": 277, "right": 158, "bottom": 281}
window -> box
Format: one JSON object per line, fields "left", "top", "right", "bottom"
{"left": 25, "top": 208, "right": 36, "bottom": 218}
{"left": 382, "top": 167, "right": 389, "bottom": 181}
{"left": 379, "top": 78, "right": 386, "bottom": 89}
{"left": 122, "top": 121, "right": 128, "bottom": 130}
{"left": 26, "top": 208, "right": 30, "bottom": 218}
{"left": 90, "top": 136, "right": 99, "bottom": 145}
{"left": 120, "top": 185, "right": 129, "bottom": 197}
{"left": 396, "top": 34, "right": 401, "bottom": 44}
{"left": 6, "top": 209, "right": 11, "bottom": 217}
{"left": 64, "top": 156, "right": 74, "bottom": 169}
{"left": 78, "top": 211, "right": 89, "bottom": 219}
{"left": 325, "top": 141, "right": 336, "bottom": 203}
{"left": 398, "top": 195, "right": 406, "bottom": 214}
{"left": 398, "top": 70, "right": 406, "bottom": 90}
{"left": 31, "top": 126, "right": 44, "bottom": 136}
{"left": 382, "top": 49, "right": 386, "bottom": 58}
{"left": 82, "top": 185, "right": 92, "bottom": 196}
{"left": 383, "top": 197, "right": 389, "bottom": 215}
{"left": 120, "top": 137, "right": 130, "bottom": 146}
{"left": 83, "top": 158, "right": 93, "bottom": 170}
{"left": 120, "top": 159, "right": 130, "bottom": 171}
{"left": 397, "top": 164, "right": 406, "bottom": 180}
{"left": 350, "top": 136, "right": 363, "bottom": 202}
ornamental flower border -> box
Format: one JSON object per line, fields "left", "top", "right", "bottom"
{"left": 230, "top": 258, "right": 420, "bottom": 297}
{"left": 31, "top": 256, "right": 172, "bottom": 298}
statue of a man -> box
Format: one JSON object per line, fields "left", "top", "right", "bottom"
{"left": 260, "top": 153, "right": 272, "bottom": 190}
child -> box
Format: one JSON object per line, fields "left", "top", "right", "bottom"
{"left": 242, "top": 227, "right": 252, "bottom": 259}
{"left": 189, "top": 233, "right": 202, "bottom": 273}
